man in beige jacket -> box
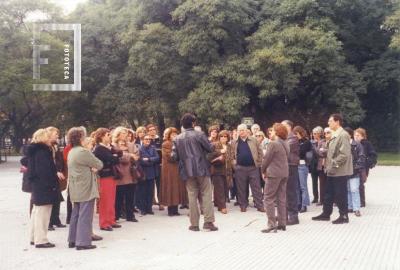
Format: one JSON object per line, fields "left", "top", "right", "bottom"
{"left": 312, "top": 114, "right": 353, "bottom": 224}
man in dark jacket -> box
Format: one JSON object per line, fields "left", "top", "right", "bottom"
{"left": 172, "top": 113, "right": 218, "bottom": 232}
{"left": 282, "top": 120, "right": 301, "bottom": 225}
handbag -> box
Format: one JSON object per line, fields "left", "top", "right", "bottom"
{"left": 130, "top": 162, "right": 145, "bottom": 182}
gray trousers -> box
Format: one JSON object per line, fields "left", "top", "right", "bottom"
{"left": 68, "top": 199, "right": 95, "bottom": 246}
{"left": 235, "top": 165, "right": 263, "bottom": 208}
{"left": 263, "top": 177, "right": 288, "bottom": 227}
{"left": 186, "top": 176, "right": 215, "bottom": 226}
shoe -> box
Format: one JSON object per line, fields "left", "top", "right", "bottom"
{"left": 299, "top": 207, "right": 307, "bottom": 213}
{"left": 189, "top": 226, "right": 200, "bottom": 232}
{"left": 48, "top": 225, "right": 55, "bottom": 231}
{"left": 257, "top": 208, "right": 266, "bottom": 213}
{"left": 348, "top": 209, "right": 354, "bottom": 213}
{"left": 147, "top": 211, "right": 155, "bottom": 215}
{"left": 159, "top": 205, "right": 165, "bottom": 211}
{"left": 277, "top": 225, "right": 286, "bottom": 231}
{"left": 76, "top": 245, "right": 96, "bottom": 250}
{"left": 332, "top": 215, "right": 349, "bottom": 224}
{"left": 180, "top": 205, "right": 189, "bottom": 209}
{"left": 203, "top": 222, "right": 218, "bottom": 231}
{"left": 55, "top": 224, "right": 67, "bottom": 228}
{"left": 91, "top": 235, "right": 103, "bottom": 241}
{"left": 68, "top": 242, "right": 75, "bottom": 248}
{"left": 35, "top": 242, "right": 55, "bottom": 248}
{"left": 140, "top": 211, "right": 147, "bottom": 216}
{"left": 127, "top": 218, "right": 139, "bottom": 222}
{"left": 287, "top": 217, "right": 299, "bottom": 225}
{"left": 100, "top": 227, "right": 113, "bottom": 231}
{"left": 312, "top": 214, "right": 330, "bottom": 221}
{"left": 220, "top": 208, "right": 228, "bottom": 214}
{"left": 354, "top": 211, "right": 361, "bottom": 217}
{"left": 240, "top": 207, "right": 247, "bottom": 212}
{"left": 30, "top": 241, "right": 34, "bottom": 246}
{"left": 111, "top": 224, "right": 122, "bottom": 228}
{"left": 133, "top": 208, "right": 139, "bottom": 213}
{"left": 316, "top": 202, "right": 323, "bottom": 206}
{"left": 261, "top": 227, "right": 277, "bottom": 233}
{"left": 234, "top": 202, "right": 240, "bottom": 206}
{"left": 311, "top": 199, "right": 318, "bottom": 203}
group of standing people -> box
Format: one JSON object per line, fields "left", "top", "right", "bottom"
{"left": 22, "top": 112, "right": 377, "bottom": 249}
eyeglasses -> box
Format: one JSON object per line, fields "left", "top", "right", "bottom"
{"left": 143, "top": 138, "right": 151, "bottom": 141}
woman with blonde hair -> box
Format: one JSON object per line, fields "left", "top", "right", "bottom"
{"left": 112, "top": 127, "right": 140, "bottom": 222}
{"left": 135, "top": 126, "right": 146, "bottom": 146}
{"left": 27, "top": 129, "right": 61, "bottom": 248}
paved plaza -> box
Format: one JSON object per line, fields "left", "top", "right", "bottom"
{"left": 0, "top": 156, "right": 399, "bottom": 270}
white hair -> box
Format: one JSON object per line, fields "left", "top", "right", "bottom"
{"left": 313, "top": 126, "right": 324, "bottom": 134}
{"left": 237, "top": 124, "right": 247, "bottom": 131}
{"left": 324, "top": 127, "right": 331, "bottom": 133}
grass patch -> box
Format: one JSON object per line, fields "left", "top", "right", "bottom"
{"left": 378, "top": 152, "right": 400, "bottom": 166}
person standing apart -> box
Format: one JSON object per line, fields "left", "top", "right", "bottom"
{"left": 67, "top": 127, "right": 103, "bottom": 250}
{"left": 261, "top": 123, "right": 290, "bottom": 233}
{"left": 231, "top": 124, "right": 265, "bottom": 213}
{"left": 172, "top": 113, "right": 218, "bottom": 232}
{"left": 27, "top": 129, "right": 61, "bottom": 248}
{"left": 312, "top": 114, "right": 353, "bottom": 224}
{"left": 281, "top": 120, "right": 300, "bottom": 225}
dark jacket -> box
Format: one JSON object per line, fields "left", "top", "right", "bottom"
{"left": 171, "top": 128, "right": 214, "bottom": 181}
{"left": 350, "top": 140, "right": 366, "bottom": 178}
{"left": 139, "top": 144, "right": 160, "bottom": 180}
{"left": 261, "top": 138, "right": 290, "bottom": 179}
{"left": 287, "top": 132, "right": 300, "bottom": 166}
{"left": 360, "top": 139, "right": 377, "bottom": 169}
{"left": 26, "top": 143, "right": 60, "bottom": 205}
{"left": 20, "top": 145, "right": 31, "bottom": 193}
{"left": 93, "top": 144, "right": 121, "bottom": 179}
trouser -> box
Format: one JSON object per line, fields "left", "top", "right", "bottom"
{"left": 287, "top": 165, "right": 299, "bottom": 219}
{"left": 68, "top": 199, "right": 95, "bottom": 246}
{"left": 115, "top": 184, "right": 136, "bottom": 220}
{"left": 99, "top": 177, "right": 117, "bottom": 228}
{"left": 323, "top": 176, "right": 349, "bottom": 217}
{"left": 311, "top": 170, "right": 319, "bottom": 201}
{"left": 359, "top": 168, "right": 368, "bottom": 207}
{"left": 212, "top": 175, "right": 227, "bottom": 210}
{"left": 186, "top": 176, "right": 215, "bottom": 226}
{"left": 235, "top": 165, "right": 263, "bottom": 209}
{"left": 66, "top": 192, "right": 72, "bottom": 224}
{"left": 137, "top": 179, "right": 155, "bottom": 213}
{"left": 347, "top": 176, "right": 361, "bottom": 211}
{"left": 168, "top": 206, "right": 179, "bottom": 215}
{"left": 154, "top": 174, "right": 161, "bottom": 204}
{"left": 264, "top": 177, "right": 288, "bottom": 228}
{"left": 318, "top": 170, "right": 327, "bottom": 204}
{"left": 230, "top": 176, "right": 237, "bottom": 200}
{"left": 49, "top": 200, "right": 61, "bottom": 226}
{"left": 30, "top": 204, "right": 52, "bottom": 245}
{"left": 298, "top": 164, "right": 310, "bottom": 208}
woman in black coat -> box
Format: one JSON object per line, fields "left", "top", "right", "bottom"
{"left": 27, "top": 129, "right": 60, "bottom": 248}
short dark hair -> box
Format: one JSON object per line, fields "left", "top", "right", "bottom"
{"left": 330, "top": 113, "right": 343, "bottom": 126}
{"left": 282, "top": 120, "right": 294, "bottom": 128}
{"left": 181, "top": 113, "right": 196, "bottom": 129}
{"left": 293, "top": 126, "right": 308, "bottom": 139}
{"left": 67, "top": 127, "right": 86, "bottom": 147}
{"left": 344, "top": 127, "right": 354, "bottom": 138}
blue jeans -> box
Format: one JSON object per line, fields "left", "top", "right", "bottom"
{"left": 347, "top": 176, "right": 361, "bottom": 211}
{"left": 298, "top": 164, "right": 310, "bottom": 208}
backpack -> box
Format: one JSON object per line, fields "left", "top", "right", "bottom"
{"left": 364, "top": 141, "right": 377, "bottom": 169}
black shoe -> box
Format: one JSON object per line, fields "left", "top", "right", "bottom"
{"left": 312, "top": 214, "right": 330, "bottom": 221}
{"left": 234, "top": 202, "right": 240, "bottom": 206}
{"left": 174, "top": 212, "right": 181, "bottom": 216}
{"left": 100, "top": 227, "right": 113, "bottom": 231}
{"left": 111, "top": 224, "right": 122, "bottom": 228}
{"left": 48, "top": 225, "right": 55, "bottom": 231}
{"left": 311, "top": 199, "right": 318, "bottom": 203}
{"left": 299, "top": 207, "right": 307, "bottom": 213}
{"left": 36, "top": 242, "right": 55, "bottom": 248}
{"left": 30, "top": 241, "right": 34, "bottom": 245}
{"left": 68, "top": 242, "right": 75, "bottom": 248}
{"left": 55, "top": 224, "right": 67, "bottom": 228}
{"left": 133, "top": 208, "right": 139, "bottom": 213}
{"left": 277, "top": 225, "right": 286, "bottom": 231}
{"left": 147, "top": 211, "right": 155, "bottom": 215}
{"left": 348, "top": 209, "right": 354, "bottom": 213}
{"left": 189, "top": 226, "right": 200, "bottom": 231}
{"left": 287, "top": 217, "right": 299, "bottom": 225}
{"left": 203, "top": 222, "right": 218, "bottom": 231}
{"left": 261, "top": 227, "right": 277, "bottom": 233}
{"left": 76, "top": 245, "right": 96, "bottom": 250}
{"left": 127, "top": 218, "right": 139, "bottom": 222}
{"left": 140, "top": 211, "right": 147, "bottom": 216}
{"left": 91, "top": 234, "right": 103, "bottom": 241}
{"left": 332, "top": 216, "right": 349, "bottom": 224}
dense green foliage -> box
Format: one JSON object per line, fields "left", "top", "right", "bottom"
{"left": 0, "top": 0, "right": 399, "bottom": 151}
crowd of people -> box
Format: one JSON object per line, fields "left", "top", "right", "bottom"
{"left": 21, "top": 112, "right": 377, "bottom": 249}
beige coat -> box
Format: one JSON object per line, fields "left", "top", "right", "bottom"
{"left": 67, "top": 146, "right": 103, "bottom": 203}
{"left": 231, "top": 136, "right": 263, "bottom": 167}
{"left": 325, "top": 127, "right": 353, "bottom": 177}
